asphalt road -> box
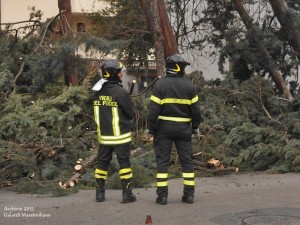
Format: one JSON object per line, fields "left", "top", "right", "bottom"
{"left": 1, "top": 172, "right": 300, "bottom": 225}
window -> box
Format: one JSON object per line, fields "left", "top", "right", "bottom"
{"left": 77, "top": 22, "right": 86, "bottom": 32}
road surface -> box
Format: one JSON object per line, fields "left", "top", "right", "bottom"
{"left": 1, "top": 172, "right": 300, "bottom": 225}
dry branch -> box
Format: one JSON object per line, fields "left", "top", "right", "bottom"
{"left": 194, "top": 166, "right": 238, "bottom": 175}
{"left": 192, "top": 158, "right": 239, "bottom": 175}
{"left": 12, "top": 59, "right": 25, "bottom": 95}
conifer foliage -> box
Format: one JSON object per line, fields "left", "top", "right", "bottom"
{"left": 0, "top": 1, "right": 300, "bottom": 194}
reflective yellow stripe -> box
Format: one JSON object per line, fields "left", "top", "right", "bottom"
{"left": 182, "top": 173, "right": 195, "bottom": 178}
{"left": 95, "top": 169, "right": 108, "bottom": 175}
{"left": 95, "top": 174, "right": 107, "bottom": 179}
{"left": 156, "top": 173, "right": 168, "bottom": 179}
{"left": 100, "top": 132, "right": 132, "bottom": 140}
{"left": 183, "top": 180, "right": 195, "bottom": 186}
{"left": 161, "top": 98, "right": 192, "bottom": 105}
{"left": 191, "top": 95, "right": 199, "bottom": 103}
{"left": 103, "top": 69, "right": 111, "bottom": 78}
{"left": 158, "top": 116, "right": 191, "bottom": 122}
{"left": 151, "top": 96, "right": 198, "bottom": 105}
{"left": 95, "top": 169, "right": 108, "bottom": 179}
{"left": 119, "top": 168, "right": 132, "bottom": 174}
{"left": 120, "top": 174, "right": 133, "bottom": 179}
{"left": 150, "top": 95, "right": 161, "bottom": 104}
{"left": 99, "top": 136, "right": 132, "bottom": 145}
{"left": 112, "top": 107, "right": 120, "bottom": 136}
{"left": 94, "top": 105, "right": 101, "bottom": 137}
{"left": 174, "top": 64, "right": 181, "bottom": 72}
{"left": 157, "top": 181, "right": 168, "bottom": 187}
{"left": 119, "top": 168, "right": 132, "bottom": 180}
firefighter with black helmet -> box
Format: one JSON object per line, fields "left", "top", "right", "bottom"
{"left": 146, "top": 54, "right": 202, "bottom": 205}
{"left": 92, "top": 59, "right": 136, "bottom": 203}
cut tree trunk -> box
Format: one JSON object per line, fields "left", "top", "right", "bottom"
{"left": 60, "top": 147, "right": 145, "bottom": 188}
{"left": 59, "top": 153, "right": 97, "bottom": 189}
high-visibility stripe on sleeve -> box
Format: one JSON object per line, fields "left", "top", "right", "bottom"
{"left": 150, "top": 95, "right": 161, "bottom": 104}
{"left": 112, "top": 107, "right": 120, "bottom": 136}
{"left": 158, "top": 116, "right": 191, "bottom": 122}
{"left": 191, "top": 95, "right": 199, "bottom": 103}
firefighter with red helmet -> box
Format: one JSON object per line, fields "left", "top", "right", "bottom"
{"left": 92, "top": 59, "right": 136, "bottom": 203}
{"left": 146, "top": 54, "right": 202, "bottom": 205}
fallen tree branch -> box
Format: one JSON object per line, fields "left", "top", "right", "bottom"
{"left": 12, "top": 59, "right": 25, "bottom": 95}
{"left": 194, "top": 166, "right": 238, "bottom": 175}
{"left": 130, "top": 76, "right": 161, "bottom": 97}
{"left": 33, "top": 11, "right": 64, "bottom": 54}
{"left": 59, "top": 152, "right": 98, "bottom": 189}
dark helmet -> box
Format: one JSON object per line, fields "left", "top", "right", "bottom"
{"left": 100, "top": 59, "right": 125, "bottom": 81}
{"left": 165, "top": 54, "right": 190, "bottom": 76}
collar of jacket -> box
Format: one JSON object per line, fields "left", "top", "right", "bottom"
{"left": 165, "top": 74, "right": 184, "bottom": 78}
{"left": 103, "top": 81, "right": 123, "bottom": 87}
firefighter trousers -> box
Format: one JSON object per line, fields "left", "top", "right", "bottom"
{"left": 153, "top": 121, "right": 195, "bottom": 197}
{"left": 96, "top": 143, "right": 131, "bottom": 170}
{"left": 95, "top": 144, "right": 133, "bottom": 182}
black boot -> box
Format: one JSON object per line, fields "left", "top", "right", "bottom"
{"left": 121, "top": 179, "right": 136, "bottom": 203}
{"left": 182, "top": 185, "right": 194, "bottom": 204}
{"left": 96, "top": 179, "right": 105, "bottom": 202}
{"left": 156, "top": 187, "right": 168, "bottom": 205}
{"left": 182, "top": 195, "right": 194, "bottom": 203}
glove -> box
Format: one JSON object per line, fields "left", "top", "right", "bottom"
{"left": 145, "top": 129, "right": 154, "bottom": 136}
{"left": 192, "top": 128, "right": 201, "bottom": 140}
{"left": 144, "top": 129, "right": 154, "bottom": 141}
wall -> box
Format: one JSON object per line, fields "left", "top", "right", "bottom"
{"left": 1, "top": 0, "right": 106, "bottom": 23}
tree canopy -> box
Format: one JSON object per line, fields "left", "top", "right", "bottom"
{"left": 0, "top": 0, "right": 299, "bottom": 194}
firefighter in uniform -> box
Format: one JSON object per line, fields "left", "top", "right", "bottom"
{"left": 146, "top": 54, "right": 202, "bottom": 205}
{"left": 92, "top": 59, "right": 136, "bottom": 203}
